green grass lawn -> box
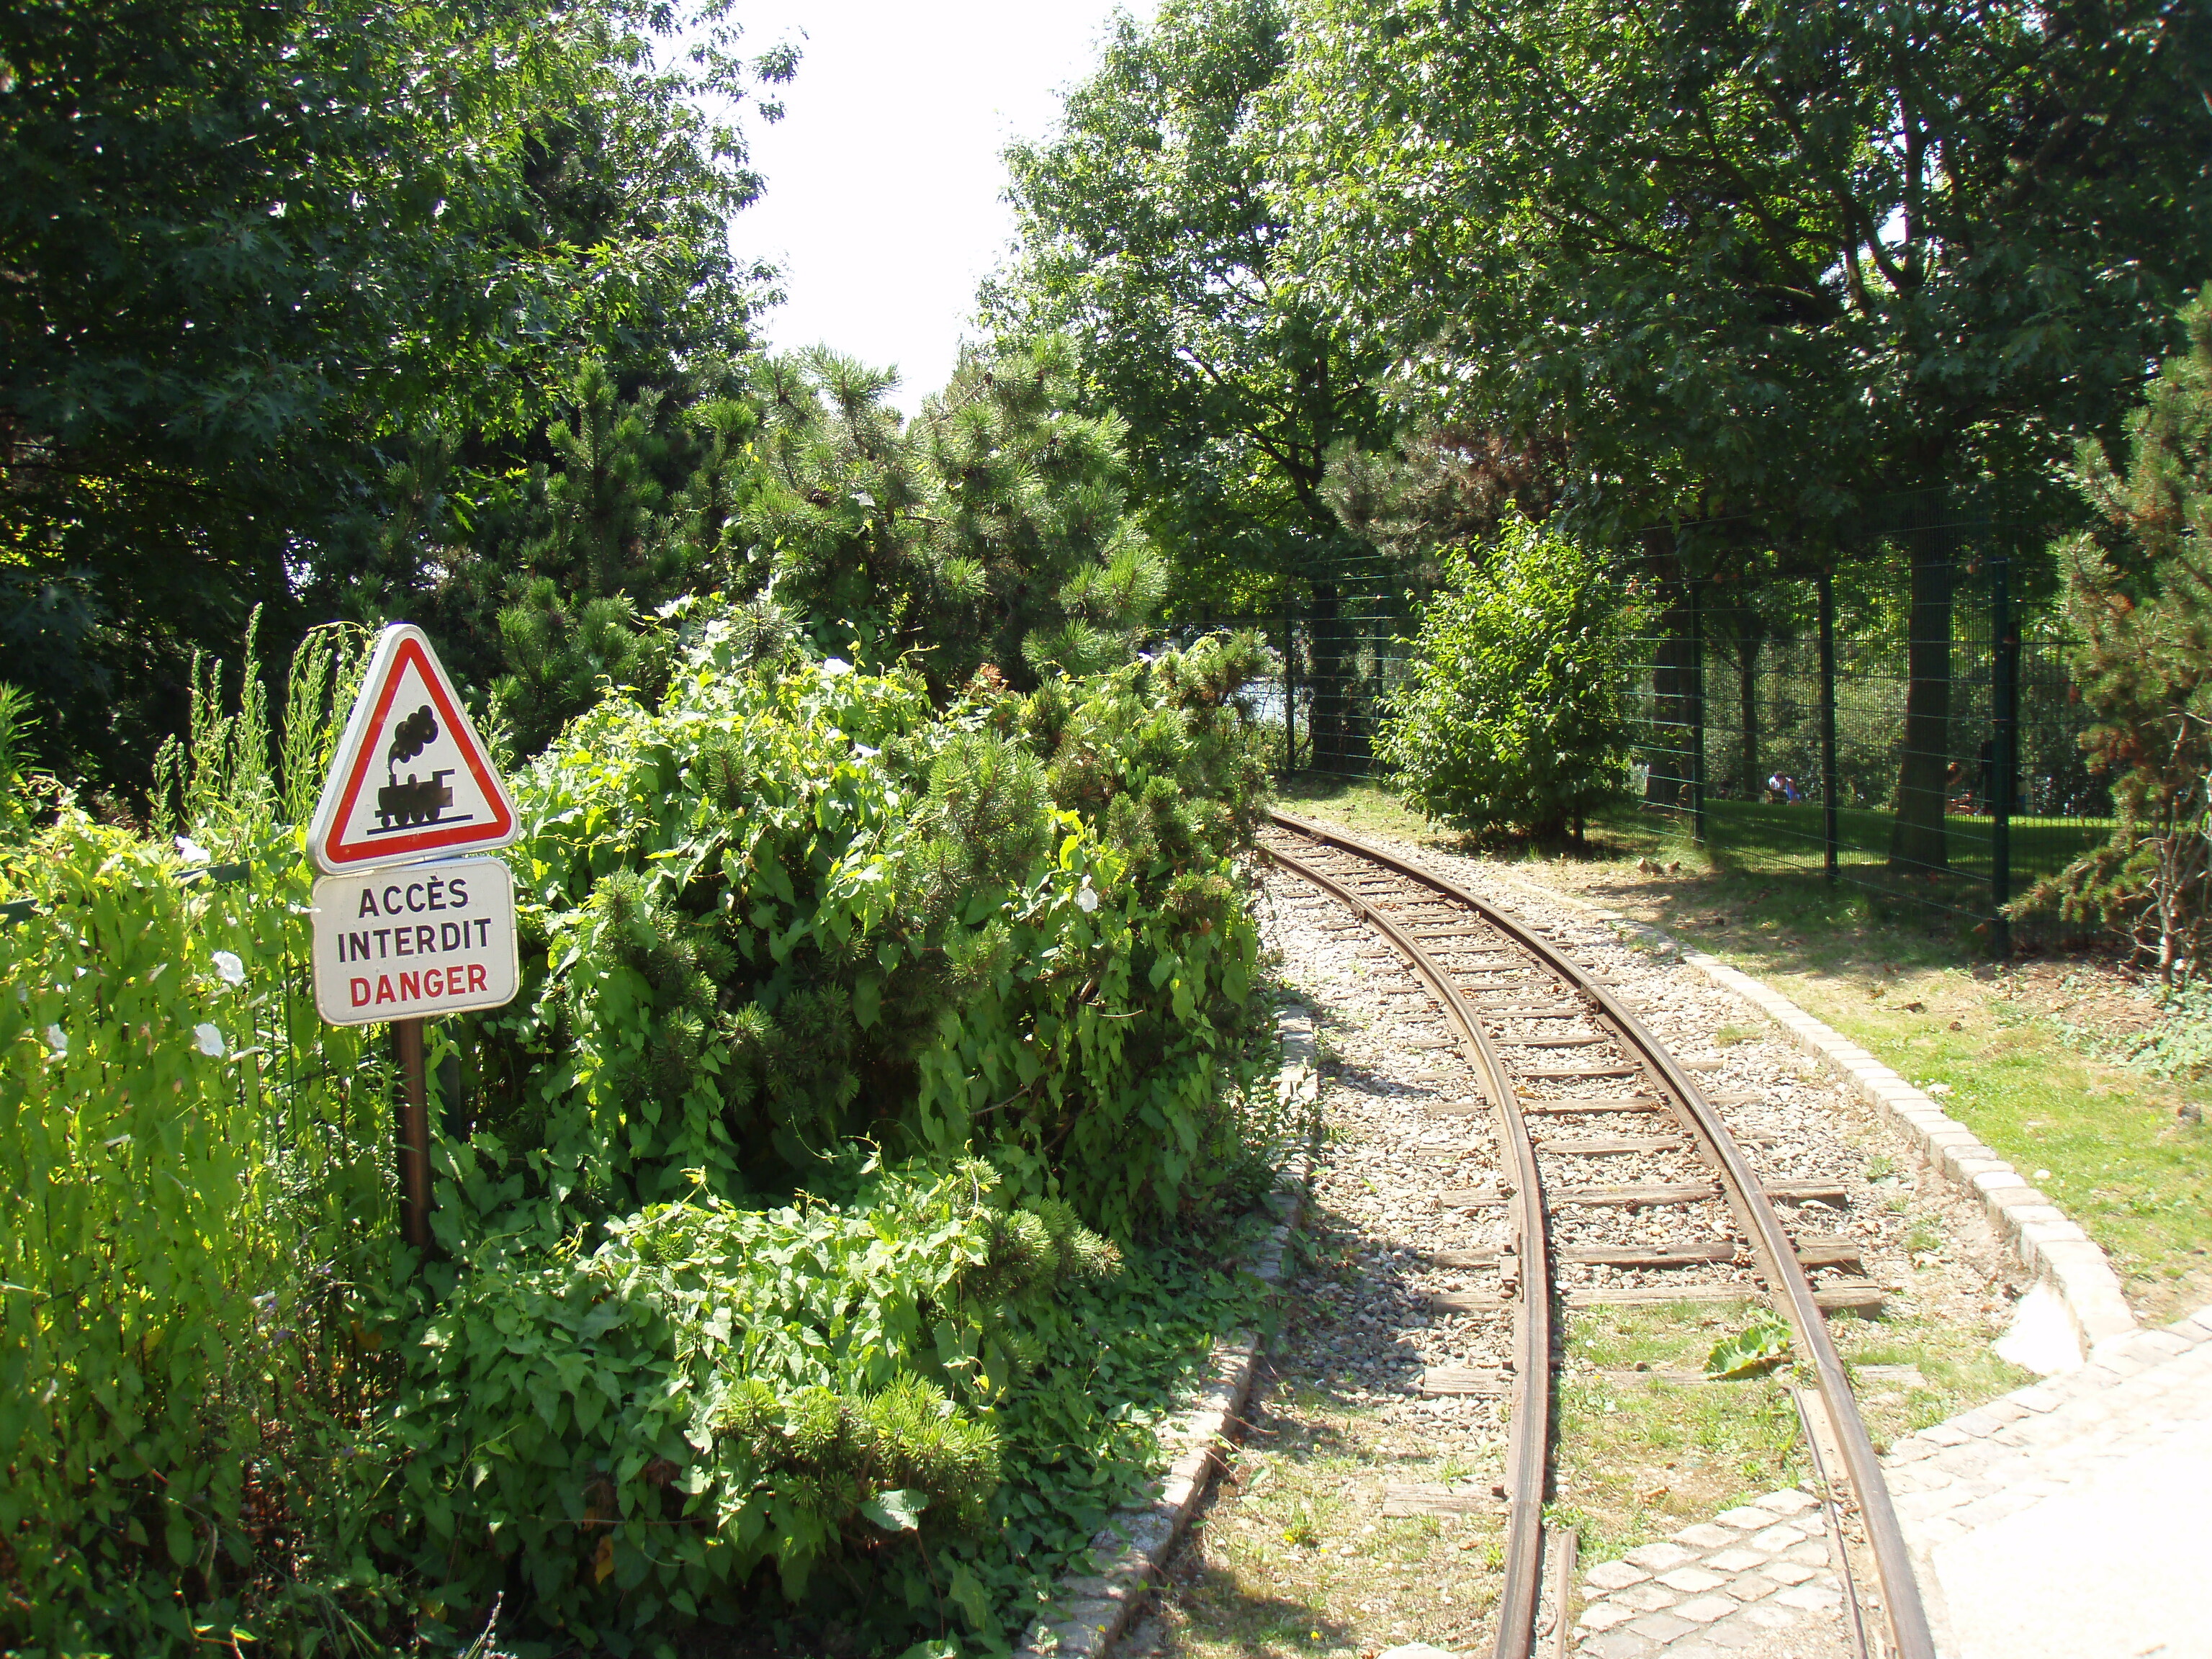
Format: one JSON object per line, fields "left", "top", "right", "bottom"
{"left": 1273, "top": 773, "right": 2212, "bottom": 1324}
{"left": 1682, "top": 796, "right": 2112, "bottom": 886}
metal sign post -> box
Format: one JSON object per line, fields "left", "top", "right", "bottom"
{"left": 392, "top": 1017, "right": 433, "bottom": 1251}
{"left": 306, "top": 623, "right": 523, "bottom": 1260}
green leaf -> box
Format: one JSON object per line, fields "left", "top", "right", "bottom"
{"left": 947, "top": 1561, "right": 994, "bottom": 1630}
{"left": 1704, "top": 1313, "right": 1794, "bottom": 1379}
{"left": 860, "top": 1488, "right": 927, "bottom": 1532}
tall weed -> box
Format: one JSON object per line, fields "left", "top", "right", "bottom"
{"left": 2, "top": 623, "right": 405, "bottom": 1653}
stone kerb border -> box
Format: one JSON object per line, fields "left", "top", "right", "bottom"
{"left": 1478, "top": 868, "right": 2138, "bottom": 1361}
{"left": 1012, "top": 1004, "right": 1318, "bottom": 1659}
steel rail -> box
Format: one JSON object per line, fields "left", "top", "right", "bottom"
{"left": 1256, "top": 835, "right": 1554, "bottom": 1659}
{"left": 1264, "top": 810, "right": 1936, "bottom": 1659}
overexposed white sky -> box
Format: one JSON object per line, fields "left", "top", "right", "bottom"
{"left": 728, "top": 0, "right": 1152, "bottom": 410}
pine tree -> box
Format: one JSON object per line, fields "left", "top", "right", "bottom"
{"left": 737, "top": 341, "right": 1166, "bottom": 698}
{"left": 2038, "top": 288, "right": 2212, "bottom": 979}
{"left": 420, "top": 356, "right": 763, "bottom": 752}
{"left": 918, "top": 336, "right": 1166, "bottom": 685}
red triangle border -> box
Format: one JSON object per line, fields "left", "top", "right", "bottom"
{"left": 315, "top": 636, "right": 516, "bottom": 868}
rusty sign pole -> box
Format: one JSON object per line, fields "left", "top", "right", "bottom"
{"left": 392, "top": 1016, "right": 433, "bottom": 1250}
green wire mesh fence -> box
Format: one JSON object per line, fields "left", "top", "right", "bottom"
{"left": 1205, "top": 487, "right": 2106, "bottom": 946}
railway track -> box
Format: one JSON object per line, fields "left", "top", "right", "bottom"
{"left": 1256, "top": 811, "right": 1933, "bottom": 1659}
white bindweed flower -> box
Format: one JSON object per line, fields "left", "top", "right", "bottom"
{"left": 853, "top": 744, "right": 881, "bottom": 760}
{"left": 194, "top": 1023, "right": 225, "bottom": 1058}
{"left": 211, "top": 950, "right": 246, "bottom": 987}
{"left": 1075, "top": 884, "right": 1100, "bottom": 914}
{"left": 820, "top": 657, "right": 853, "bottom": 678}
{"left": 174, "top": 835, "right": 211, "bottom": 863}
{"left": 45, "top": 1024, "right": 67, "bottom": 1056}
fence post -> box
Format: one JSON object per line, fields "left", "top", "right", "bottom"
{"left": 1282, "top": 614, "right": 1298, "bottom": 783}
{"left": 1990, "top": 553, "right": 2017, "bottom": 955}
{"left": 1690, "top": 580, "right": 1708, "bottom": 843}
{"left": 1818, "top": 571, "right": 1840, "bottom": 883}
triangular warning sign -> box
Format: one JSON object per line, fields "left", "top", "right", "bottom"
{"left": 308, "top": 624, "right": 518, "bottom": 873}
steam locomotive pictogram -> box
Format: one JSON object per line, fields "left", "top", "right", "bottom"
{"left": 370, "top": 703, "right": 472, "bottom": 832}
{"left": 375, "top": 769, "right": 455, "bottom": 828}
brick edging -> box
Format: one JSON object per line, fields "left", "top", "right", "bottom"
{"left": 1012, "top": 1004, "right": 1318, "bottom": 1659}
{"left": 1474, "top": 869, "right": 2139, "bottom": 1358}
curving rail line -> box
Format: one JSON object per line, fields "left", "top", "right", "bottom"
{"left": 1259, "top": 810, "right": 1933, "bottom": 1659}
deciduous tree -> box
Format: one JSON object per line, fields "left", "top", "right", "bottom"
{"left": 1280, "top": 0, "right": 2212, "bottom": 861}
{"left": 0, "top": 0, "right": 793, "bottom": 782}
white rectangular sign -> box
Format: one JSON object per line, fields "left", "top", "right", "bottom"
{"left": 310, "top": 855, "right": 519, "bottom": 1025}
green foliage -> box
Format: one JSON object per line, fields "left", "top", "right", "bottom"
{"left": 448, "top": 359, "right": 769, "bottom": 755}
{"left": 1, "top": 665, "right": 406, "bottom": 1652}
{"left": 2033, "top": 286, "right": 2212, "bottom": 979}
{"left": 1277, "top": 0, "right": 2212, "bottom": 526}
{"left": 0, "top": 684, "right": 42, "bottom": 835}
{"left": 740, "top": 339, "right": 1169, "bottom": 697}
{"left": 2098, "top": 981, "right": 2212, "bottom": 1080}
{"left": 1704, "top": 1313, "right": 1796, "bottom": 1380}
{"left": 989, "top": 0, "right": 1389, "bottom": 615}
{"left": 143, "top": 616, "right": 370, "bottom": 842}
{"left": 1377, "top": 520, "right": 1644, "bottom": 840}
{"left": 397, "top": 1162, "right": 1097, "bottom": 1635}
{"left": 400, "top": 623, "right": 1279, "bottom": 1642}
{"left": 1, "top": 0, "right": 791, "bottom": 786}
{"left": 488, "top": 581, "right": 673, "bottom": 760}
{"left": 3, "top": 616, "right": 1285, "bottom": 1653}
{"left": 1323, "top": 426, "right": 1567, "bottom": 570}
{"left": 397, "top": 1163, "right": 1278, "bottom": 1652}
{"left": 465, "top": 619, "right": 1274, "bottom": 1237}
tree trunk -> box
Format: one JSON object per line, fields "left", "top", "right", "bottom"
{"left": 1889, "top": 541, "right": 1954, "bottom": 871}
{"left": 1737, "top": 634, "right": 1763, "bottom": 796}
{"left": 1647, "top": 599, "right": 1696, "bottom": 809}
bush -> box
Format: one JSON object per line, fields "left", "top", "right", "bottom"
{"left": 1, "top": 624, "right": 412, "bottom": 1654}
{"left": 398, "top": 1161, "right": 1116, "bottom": 1641}
{"left": 2, "top": 614, "right": 1283, "bottom": 1655}
{"left": 1377, "top": 516, "right": 1644, "bottom": 840}
{"left": 462, "top": 618, "right": 1274, "bottom": 1240}
{"left": 392, "top": 621, "right": 1282, "bottom": 1643}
